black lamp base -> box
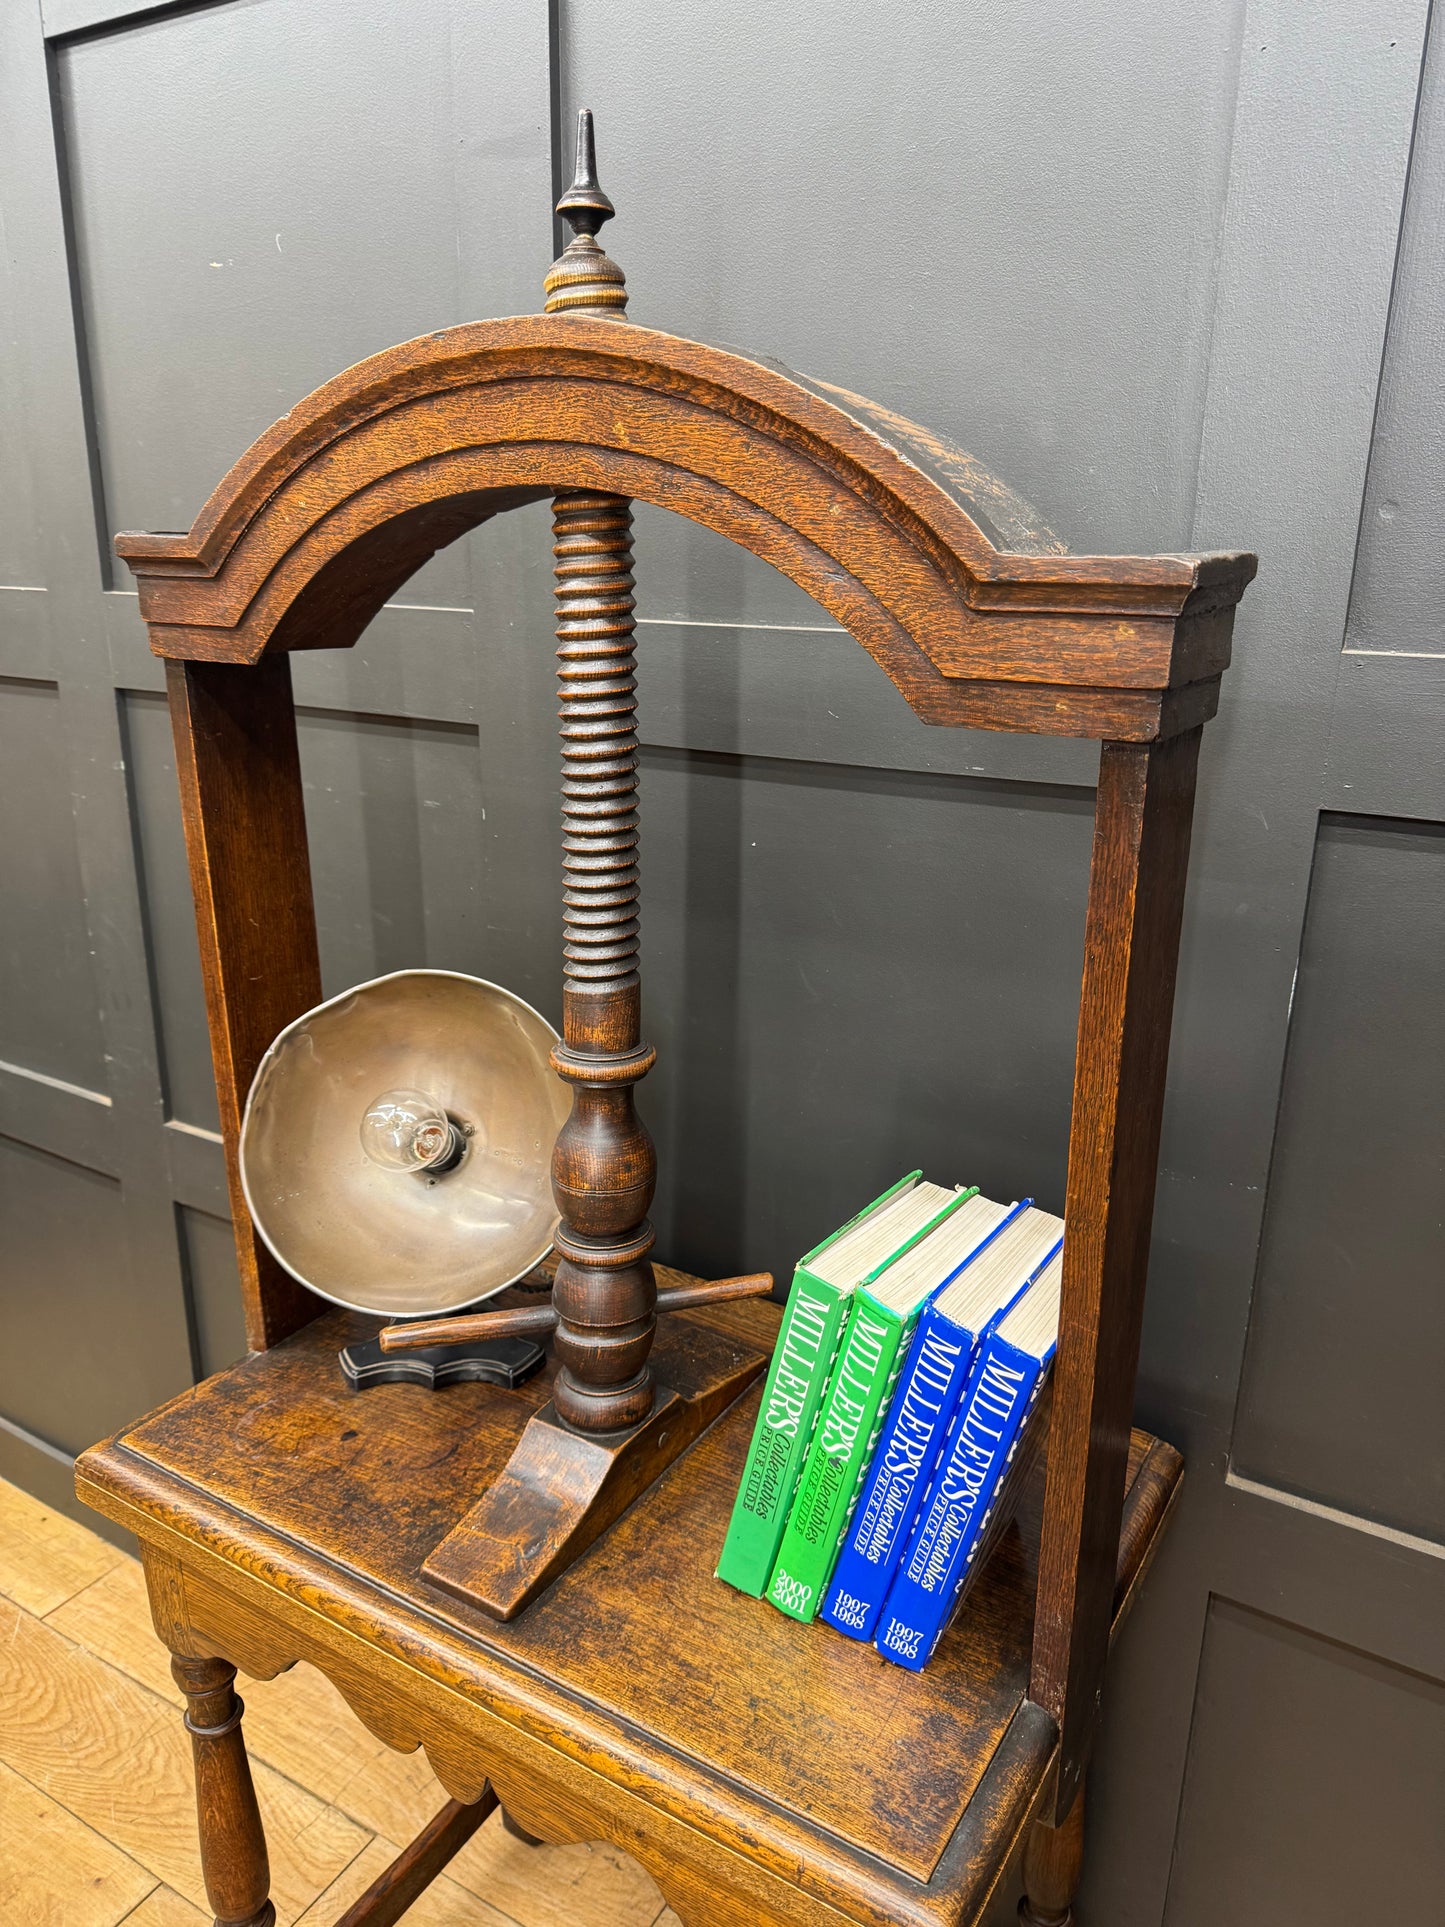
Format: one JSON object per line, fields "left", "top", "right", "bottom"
{"left": 339, "top": 1334, "right": 547, "bottom": 1393}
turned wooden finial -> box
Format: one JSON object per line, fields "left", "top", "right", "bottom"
{"left": 545, "top": 109, "right": 628, "bottom": 318}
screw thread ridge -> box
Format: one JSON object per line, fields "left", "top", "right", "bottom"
{"left": 555, "top": 491, "right": 640, "bottom": 987}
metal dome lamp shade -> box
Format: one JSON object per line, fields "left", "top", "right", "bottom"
{"left": 239, "top": 969, "right": 572, "bottom": 1389}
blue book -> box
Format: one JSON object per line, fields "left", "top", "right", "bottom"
{"left": 819, "top": 1200, "right": 1061, "bottom": 1641}
{"left": 875, "top": 1248, "right": 1063, "bottom": 1672}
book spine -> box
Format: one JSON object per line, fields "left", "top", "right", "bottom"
{"left": 765, "top": 1296, "right": 908, "bottom": 1623}
{"left": 818, "top": 1306, "right": 976, "bottom": 1641}
{"left": 959, "top": 1378, "right": 1053, "bottom": 1588}
{"left": 875, "top": 1337, "right": 1043, "bottom": 1671}
{"left": 714, "top": 1269, "right": 848, "bottom": 1596}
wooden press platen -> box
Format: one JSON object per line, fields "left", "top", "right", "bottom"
{"left": 112, "top": 109, "right": 1256, "bottom": 1819}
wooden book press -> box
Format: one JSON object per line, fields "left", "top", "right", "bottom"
{"left": 78, "top": 114, "right": 1255, "bottom": 1927}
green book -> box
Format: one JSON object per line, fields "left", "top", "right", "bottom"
{"left": 715, "top": 1172, "right": 960, "bottom": 1597}
{"left": 764, "top": 1186, "right": 983, "bottom": 1623}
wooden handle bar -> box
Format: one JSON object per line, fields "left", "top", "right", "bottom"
{"left": 378, "top": 1272, "right": 774, "bottom": 1354}
{"left": 659, "top": 1273, "right": 774, "bottom": 1314}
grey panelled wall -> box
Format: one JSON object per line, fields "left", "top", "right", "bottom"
{"left": 0, "top": 1, "right": 1441, "bottom": 1922}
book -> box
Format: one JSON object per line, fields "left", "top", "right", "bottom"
{"left": 714, "top": 1171, "right": 961, "bottom": 1596}
{"left": 763, "top": 1185, "right": 991, "bottom": 1623}
{"left": 818, "top": 1197, "right": 1061, "bottom": 1640}
{"left": 875, "top": 1247, "right": 1064, "bottom": 1672}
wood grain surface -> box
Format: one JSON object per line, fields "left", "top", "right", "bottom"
{"left": 0, "top": 1593, "right": 364, "bottom": 1919}
{"left": 328, "top": 1792, "right": 493, "bottom": 1927}
{"left": 166, "top": 654, "right": 323, "bottom": 1352}
{"left": 116, "top": 318, "right": 1254, "bottom": 745}
{"left": 0, "top": 1758, "right": 156, "bottom": 1927}
{"left": 76, "top": 1288, "right": 1181, "bottom": 1927}
{"left": 120, "top": 1889, "right": 210, "bottom": 1926}
{"left": 0, "top": 1475, "right": 673, "bottom": 1927}
{"left": 0, "top": 1474, "right": 125, "bottom": 1616}
{"left": 1032, "top": 728, "right": 1203, "bottom": 1820}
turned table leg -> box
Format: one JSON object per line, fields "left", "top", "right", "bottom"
{"left": 171, "top": 1656, "right": 275, "bottom": 1927}
{"left": 1019, "top": 1782, "right": 1085, "bottom": 1927}
{"left": 500, "top": 1807, "right": 544, "bottom": 1846}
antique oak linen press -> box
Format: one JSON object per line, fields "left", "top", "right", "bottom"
{"left": 78, "top": 117, "right": 1256, "bottom": 1927}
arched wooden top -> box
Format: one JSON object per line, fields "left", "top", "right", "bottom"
{"left": 116, "top": 316, "right": 1255, "bottom": 740}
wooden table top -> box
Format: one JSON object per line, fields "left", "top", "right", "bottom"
{"left": 78, "top": 1276, "right": 1181, "bottom": 1910}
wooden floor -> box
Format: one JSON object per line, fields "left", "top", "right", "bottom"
{"left": 0, "top": 1475, "right": 680, "bottom": 1927}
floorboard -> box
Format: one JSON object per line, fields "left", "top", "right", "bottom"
{"left": 118, "top": 1890, "right": 209, "bottom": 1926}
{"left": 0, "top": 1758, "right": 156, "bottom": 1926}
{"left": 0, "top": 1474, "right": 126, "bottom": 1616}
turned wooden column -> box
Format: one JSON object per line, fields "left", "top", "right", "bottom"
{"left": 1019, "top": 1784, "right": 1087, "bottom": 1926}
{"left": 545, "top": 109, "right": 658, "bottom": 1435}
{"left": 171, "top": 1655, "right": 274, "bottom": 1927}
{"left": 548, "top": 488, "right": 658, "bottom": 1431}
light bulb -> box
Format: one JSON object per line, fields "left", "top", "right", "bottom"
{"left": 359, "top": 1089, "right": 464, "bottom": 1175}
